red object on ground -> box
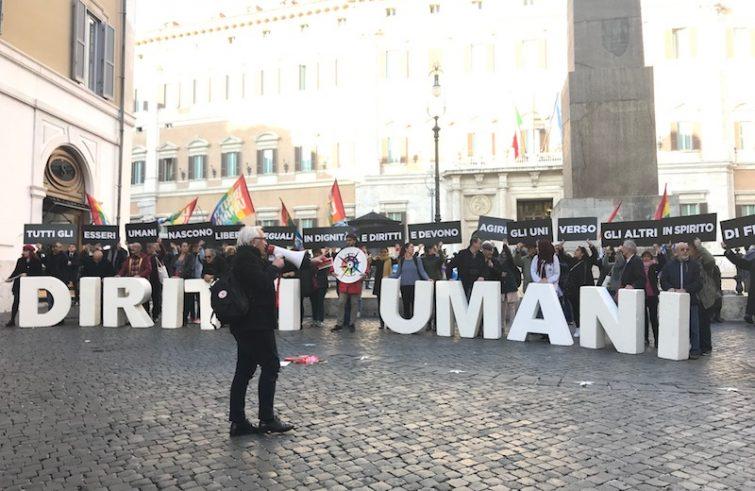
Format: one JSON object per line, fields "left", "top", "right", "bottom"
{"left": 284, "top": 355, "right": 320, "bottom": 365}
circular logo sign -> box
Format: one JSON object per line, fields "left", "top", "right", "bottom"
{"left": 218, "top": 290, "right": 228, "bottom": 299}
{"left": 333, "top": 247, "right": 368, "bottom": 284}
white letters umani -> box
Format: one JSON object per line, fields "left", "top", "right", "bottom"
{"left": 380, "top": 278, "right": 434, "bottom": 334}
{"left": 78, "top": 277, "right": 102, "bottom": 327}
{"left": 18, "top": 277, "right": 70, "bottom": 328}
{"left": 657, "top": 292, "right": 691, "bottom": 361}
{"left": 102, "top": 278, "right": 153, "bottom": 328}
{"left": 161, "top": 278, "right": 184, "bottom": 328}
{"left": 278, "top": 278, "right": 301, "bottom": 331}
{"left": 184, "top": 279, "right": 214, "bottom": 330}
{"left": 506, "top": 283, "right": 573, "bottom": 345}
{"left": 436, "top": 281, "right": 502, "bottom": 339}
{"left": 17, "top": 275, "right": 695, "bottom": 360}
{"left": 580, "top": 287, "right": 644, "bottom": 354}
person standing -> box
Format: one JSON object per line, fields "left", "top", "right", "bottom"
{"left": 495, "top": 244, "right": 521, "bottom": 334}
{"left": 46, "top": 243, "right": 69, "bottom": 310}
{"left": 722, "top": 242, "right": 755, "bottom": 324}
{"left": 531, "top": 239, "right": 561, "bottom": 295}
{"left": 688, "top": 240, "right": 717, "bottom": 356}
{"left": 513, "top": 243, "right": 536, "bottom": 292}
{"left": 309, "top": 249, "right": 330, "bottom": 328}
{"left": 564, "top": 246, "right": 595, "bottom": 337}
{"left": 421, "top": 243, "right": 445, "bottom": 331}
{"left": 660, "top": 243, "right": 703, "bottom": 359}
{"left": 447, "top": 236, "right": 487, "bottom": 299}
{"left": 390, "top": 242, "right": 430, "bottom": 319}
{"left": 117, "top": 243, "right": 152, "bottom": 279}
{"left": 80, "top": 248, "right": 114, "bottom": 279}
{"left": 371, "top": 247, "right": 394, "bottom": 329}
{"left": 64, "top": 244, "right": 81, "bottom": 305}
{"left": 202, "top": 248, "right": 227, "bottom": 282}
{"left": 146, "top": 243, "right": 165, "bottom": 322}
{"left": 228, "top": 226, "right": 293, "bottom": 436}
{"left": 640, "top": 249, "right": 663, "bottom": 347}
{"left": 4, "top": 245, "right": 43, "bottom": 327}
{"left": 332, "top": 233, "right": 368, "bottom": 332}
{"left": 168, "top": 242, "right": 197, "bottom": 324}
{"left": 619, "top": 240, "right": 645, "bottom": 290}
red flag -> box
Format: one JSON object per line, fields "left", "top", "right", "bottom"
{"left": 653, "top": 184, "right": 670, "bottom": 220}
{"left": 606, "top": 200, "right": 622, "bottom": 223}
{"left": 511, "top": 132, "right": 520, "bottom": 159}
{"left": 329, "top": 179, "right": 347, "bottom": 224}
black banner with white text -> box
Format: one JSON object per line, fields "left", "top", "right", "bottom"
{"left": 125, "top": 222, "right": 160, "bottom": 244}
{"left": 165, "top": 222, "right": 215, "bottom": 245}
{"left": 82, "top": 225, "right": 119, "bottom": 245}
{"left": 721, "top": 215, "right": 755, "bottom": 248}
{"left": 601, "top": 220, "right": 660, "bottom": 247}
{"left": 557, "top": 217, "right": 598, "bottom": 241}
{"left": 357, "top": 224, "right": 405, "bottom": 248}
{"left": 23, "top": 224, "right": 77, "bottom": 245}
{"left": 476, "top": 216, "right": 513, "bottom": 241}
{"left": 660, "top": 213, "right": 717, "bottom": 243}
{"left": 507, "top": 219, "right": 553, "bottom": 245}
{"left": 408, "top": 221, "right": 463, "bottom": 245}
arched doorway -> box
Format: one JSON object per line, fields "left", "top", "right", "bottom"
{"left": 42, "top": 147, "right": 90, "bottom": 230}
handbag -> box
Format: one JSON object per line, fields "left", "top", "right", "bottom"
{"left": 156, "top": 259, "right": 169, "bottom": 284}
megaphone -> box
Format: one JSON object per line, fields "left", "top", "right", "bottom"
{"left": 267, "top": 245, "right": 306, "bottom": 269}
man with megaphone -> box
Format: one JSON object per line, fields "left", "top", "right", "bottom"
{"left": 226, "top": 225, "right": 295, "bottom": 436}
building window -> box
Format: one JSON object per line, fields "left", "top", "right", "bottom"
{"left": 735, "top": 121, "right": 755, "bottom": 150}
{"left": 736, "top": 204, "right": 755, "bottom": 217}
{"left": 517, "top": 199, "right": 552, "bottom": 220}
{"left": 300, "top": 218, "right": 317, "bottom": 229}
{"left": 381, "top": 137, "right": 408, "bottom": 164}
{"left": 672, "top": 27, "right": 695, "bottom": 59}
{"left": 298, "top": 64, "right": 307, "bottom": 91}
{"left": 259, "top": 219, "right": 278, "bottom": 228}
{"left": 221, "top": 152, "right": 240, "bottom": 177}
{"left": 158, "top": 158, "right": 176, "bottom": 182}
{"left": 262, "top": 29, "right": 271, "bottom": 38}
{"left": 295, "top": 146, "right": 317, "bottom": 172}
{"left": 673, "top": 121, "right": 700, "bottom": 151}
{"left": 257, "top": 149, "right": 276, "bottom": 174}
{"left": 131, "top": 161, "right": 145, "bottom": 185}
{"left": 429, "top": 4, "right": 440, "bottom": 14}
{"left": 72, "top": 1, "right": 115, "bottom": 99}
{"left": 467, "top": 133, "right": 476, "bottom": 157}
{"left": 386, "top": 7, "right": 396, "bottom": 17}
{"left": 523, "top": 0, "right": 535, "bottom": 5}
{"left": 188, "top": 155, "right": 207, "bottom": 180}
{"left": 300, "top": 23, "right": 309, "bottom": 32}
{"left": 680, "top": 203, "right": 707, "bottom": 216}
{"left": 337, "top": 17, "right": 347, "bottom": 26}
{"left": 385, "top": 211, "right": 406, "bottom": 224}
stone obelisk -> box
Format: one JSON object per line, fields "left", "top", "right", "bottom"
{"left": 556, "top": 0, "right": 669, "bottom": 220}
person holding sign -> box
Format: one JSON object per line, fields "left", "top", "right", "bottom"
{"left": 722, "top": 241, "right": 755, "bottom": 324}
{"left": 5, "top": 245, "right": 43, "bottom": 327}
{"left": 447, "top": 236, "right": 487, "bottom": 299}
{"left": 688, "top": 240, "right": 717, "bottom": 356}
{"left": 660, "top": 243, "right": 704, "bottom": 359}
{"left": 391, "top": 243, "right": 430, "bottom": 320}
{"left": 640, "top": 247, "right": 665, "bottom": 347}
{"left": 564, "top": 246, "right": 596, "bottom": 338}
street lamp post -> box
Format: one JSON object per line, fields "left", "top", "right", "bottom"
{"left": 427, "top": 65, "right": 445, "bottom": 223}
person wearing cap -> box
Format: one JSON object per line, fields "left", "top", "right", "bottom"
{"left": 332, "top": 232, "right": 369, "bottom": 332}
{"left": 5, "top": 245, "right": 43, "bottom": 327}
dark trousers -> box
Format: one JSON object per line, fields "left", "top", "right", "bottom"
{"left": 10, "top": 292, "right": 20, "bottom": 322}
{"left": 183, "top": 293, "right": 196, "bottom": 321}
{"left": 151, "top": 281, "right": 162, "bottom": 319}
{"left": 566, "top": 293, "right": 580, "bottom": 327}
{"left": 310, "top": 287, "right": 326, "bottom": 322}
{"left": 700, "top": 306, "right": 713, "bottom": 353}
{"left": 645, "top": 295, "right": 659, "bottom": 345}
{"left": 400, "top": 285, "right": 415, "bottom": 319}
{"left": 229, "top": 328, "right": 280, "bottom": 423}
{"left": 376, "top": 292, "right": 384, "bottom": 326}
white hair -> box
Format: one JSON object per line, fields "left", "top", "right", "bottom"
{"left": 237, "top": 225, "right": 264, "bottom": 247}
{"left": 622, "top": 240, "right": 637, "bottom": 252}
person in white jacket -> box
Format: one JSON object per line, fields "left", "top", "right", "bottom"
{"left": 530, "top": 239, "right": 562, "bottom": 297}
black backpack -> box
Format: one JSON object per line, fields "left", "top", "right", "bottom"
{"left": 210, "top": 273, "right": 249, "bottom": 325}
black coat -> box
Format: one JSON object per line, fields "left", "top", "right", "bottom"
{"left": 168, "top": 253, "right": 197, "bottom": 279}
{"left": 202, "top": 255, "right": 227, "bottom": 279}
{"left": 565, "top": 259, "right": 594, "bottom": 298}
{"left": 660, "top": 258, "right": 703, "bottom": 304}
{"left": 620, "top": 255, "right": 645, "bottom": 290}
{"left": 46, "top": 252, "right": 68, "bottom": 282}
{"left": 371, "top": 257, "right": 394, "bottom": 296}
{"left": 230, "top": 245, "right": 280, "bottom": 331}
{"left": 447, "top": 248, "right": 487, "bottom": 288}
{"left": 9, "top": 256, "right": 43, "bottom": 294}
{"left": 724, "top": 250, "right": 755, "bottom": 313}
{"left": 80, "top": 256, "right": 115, "bottom": 279}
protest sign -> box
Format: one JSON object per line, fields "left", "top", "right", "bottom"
{"left": 660, "top": 214, "right": 717, "bottom": 243}
{"left": 601, "top": 220, "right": 660, "bottom": 247}
{"left": 408, "top": 221, "right": 463, "bottom": 245}
{"left": 23, "top": 224, "right": 77, "bottom": 245}
{"left": 82, "top": 225, "right": 119, "bottom": 245}
{"left": 557, "top": 217, "right": 598, "bottom": 241}
{"left": 476, "top": 216, "right": 513, "bottom": 241}
{"left": 357, "top": 224, "right": 404, "bottom": 248}
{"left": 165, "top": 222, "right": 215, "bottom": 244}
{"left": 720, "top": 215, "right": 755, "bottom": 248}
{"left": 507, "top": 219, "right": 553, "bottom": 245}
{"left": 125, "top": 222, "right": 159, "bottom": 244}
{"left": 303, "top": 227, "right": 353, "bottom": 248}
{"left": 264, "top": 226, "right": 298, "bottom": 248}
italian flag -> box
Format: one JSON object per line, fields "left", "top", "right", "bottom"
{"left": 511, "top": 107, "right": 525, "bottom": 158}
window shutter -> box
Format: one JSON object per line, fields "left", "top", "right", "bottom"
{"left": 689, "top": 27, "right": 698, "bottom": 58}
{"left": 158, "top": 160, "right": 165, "bottom": 181}
{"left": 467, "top": 133, "right": 474, "bottom": 157}
{"left": 726, "top": 28, "right": 734, "bottom": 58}
{"left": 664, "top": 30, "right": 675, "bottom": 59}
{"left": 670, "top": 122, "right": 678, "bottom": 150}
{"left": 294, "top": 146, "right": 302, "bottom": 171}
{"left": 256, "top": 150, "right": 263, "bottom": 174}
{"left": 692, "top": 123, "right": 701, "bottom": 150}
{"left": 311, "top": 151, "right": 318, "bottom": 170}
{"left": 202, "top": 155, "right": 208, "bottom": 178}
{"left": 272, "top": 149, "right": 278, "bottom": 172}
{"left": 378, "top": 51, "right": 387, "bottom": 80}
{"left": 103, "top": 23, "right": 116, "bottom": 100}
{"left": 188, "top": 158, "right": 194, "bottom": 180}
{"left": 734, "top": 121, "right": 742, "bottom": 150}
{"left": 700, "top": 203, "right": 708, "bottom": 214}
{"left": 221, "top": 153, "right": 227, "bottom": 177}
{"left": 402, "top": 137, "right": 408, "bottom": 164}
{"left": 380, "top": 138, "right": 388, "bottom": 164}
{"left": 72, "top": 0, "right": 86, "bottom": 82}
{"left": 491, "top": 132, "right": 496, "bottom": 156}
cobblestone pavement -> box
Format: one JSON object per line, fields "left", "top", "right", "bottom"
{"left": 0, "top": 316, "right": 753, "bottom": 490}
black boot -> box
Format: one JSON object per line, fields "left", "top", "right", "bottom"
{"left": 5, "top": 319, "right": 15, "bottom": 327}
{"left": 258, "top": 416, "right": 294, "bottom": 434}
{"left": 229, "top": 419, "right": 258, "bottom": 437}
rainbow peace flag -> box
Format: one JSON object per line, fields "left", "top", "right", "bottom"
{"left": 161, "top": 197, "right": 197, "bottom": 225}
{"left": 653, "top": 184, "right": 671, "bottom": 220}
{"left": 86, "top": 194, "right": 109, "bottom": 225}
{"left": 210, "top": 176, "right": 255, "bottom": 225}
{"left": 280, "top": 198, "right": 304, "bottom": 249}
